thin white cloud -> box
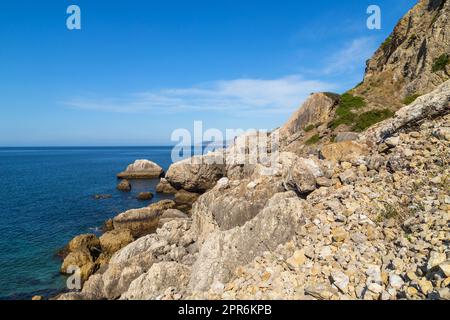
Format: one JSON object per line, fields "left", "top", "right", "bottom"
{"left": 322, "top": 37, "right": 378, "bottom": 75}
{"left": 66, "top": 75, "right": 337, "bottom": 115}
{"left": 66, "top": 37, "right": 376, "bottom": 115}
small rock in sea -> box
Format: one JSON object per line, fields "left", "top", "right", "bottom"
{"left": 117, "top": 179, "right": 132, "bottom": 192}
{"left": 94, "top": 194, "right": 112, "bottom": 200}
{"left": 32, "top": 295, "right": 44, "bottom": 301}
{"left": 137, "top": 192, "right": 153, "bottom": 201}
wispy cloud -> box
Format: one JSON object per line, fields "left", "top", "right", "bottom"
{"left": 66, "top": 37, "right": 377, "bottom": 115}
{"left": 66, "top": 75, "right": 337, "bottom": 115}
{"left": 322, "top": 36, "right": 378, "bottom": 75}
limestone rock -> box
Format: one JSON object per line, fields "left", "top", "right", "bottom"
{"left": 117, "top": 179, "right": 131, "bottom": 192}
{"left": 165, "top": 153, "right": 226, "bottom": 193}
{"left": 117, "top": 159, "right": 164, "bottom": 179}
{"left": 320, "top": 141, "right": 369, "bottom": 162}
{"left": 121, "top": 262, "right": 190, "bottom": 300}
{"left": 99, "top": 229, "right": 134, "bottom": 256}
{"left": 156, "top": 178, "right": 177, "bottom": 194}
{"left": 189, "top": 192, "right": 311, "bottom": 291}
{"left": 113, "top": 200, "right": 176, "bottom": 237}
{"left": 61, "top": 249, "right": 96, "bottom": 281}
{"left": 137, "top": 192, "right": 153, "bottom": 201}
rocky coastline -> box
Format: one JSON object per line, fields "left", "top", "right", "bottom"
{"left": 54, "top": 0, "right": 449, "bottom": 301}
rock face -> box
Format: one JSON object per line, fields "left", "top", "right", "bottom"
{"left": 113, "top": 200, "right": 176, "bottom": 237}
{"left": 279, "top": 92, "right": 339, "bottom": 151}
{"left": 121, "top": 262, "right": 191, "bottom": 300}
{"left": 355, "top": 0, "right": 450, "bottom": 109}
{"left": 61, "top": 249, "right": 96, "bottom": 281}
{"left": 117, "top": 160, "right": 164, "bottom": 179}
{"left": 165, "top": 154, "right": 226, "bottom": 193}
{"left": 192, "top": 176, "right": 284, "bottom": 245}
{"left": 361, "top": 80, "right": 450, "bottom": 144}
{"left": 190, "top": 192, "right": 312, "bottom": 291}
{"left": 117, "top": 180, "right": 131, "bottom": 192}
{"left": 99, "top": 229, "right": 134, "bottom": 256}
{"left": 156, "top": 178, "right": 177, "bottom": 194}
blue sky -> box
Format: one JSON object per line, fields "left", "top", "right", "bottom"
{"left": 0, "top": 0, "right": 417, "bottom": 146}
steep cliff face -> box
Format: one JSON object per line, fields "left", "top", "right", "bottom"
{"left": 354, "top": 0, "right": 450, "bottom": 109}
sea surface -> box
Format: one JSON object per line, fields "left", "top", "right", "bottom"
{"left": 0, "top": 147, "right": 174, "bottom": 300}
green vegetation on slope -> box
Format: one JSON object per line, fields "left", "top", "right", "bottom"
{"left": 352, "top": 109, "right": 395, "bottom": 132}
{"left": 403, "top": 94, "right": 421, "bottom": 105}
{"left": 432, "top": 54, "right": 449, "bottom": 72}
{"left": 305, "top": 134, "right": 321, "bottom": 145}
{"left": 329, "top": 93, "right": 365, "bottom": 129}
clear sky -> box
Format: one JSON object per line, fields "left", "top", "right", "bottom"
{"left": 0, "top": 0, "right": 417, "bottom": 146}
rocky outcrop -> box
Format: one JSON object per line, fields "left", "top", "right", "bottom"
{"left": 279, "top": 92, "right": 339, "bottom": 152}
{"left": 99, "top": 229, "right": 134, "bottom": 256}
{"left": 189, "top": 192, "right": 312, "bottom": 292}
{"left": 174, "top": 190, "right": 200, "bottom": 207}
{"left": 156, "top": 178, "right": 177, "bottom": 194}
{"left": 165, "top": 153, "right": 226, "bottom": 193}
{"left": 361, "top": 80, "right": 450, "bottom": 144}
{"left": 121, "top": 262, "right": 191, "bottom": 300}
{"left": 117, "top": 160, "right": 164, "bottom": 179}
{"left": 158, "top": 209, "right": 189, "bottom": 228}
{"left": 116, "top": 179, "right": 131, "bottom": 192}
{"left": 192, "top": 176, "right": 284, "bottom": 245}
{"left": 112, "top": 200, "right": 176, "bottom": 237}
{"left": 354, "top": 0, "right": 450, "bottom": 109}
{"left": 61, "top": 249, "right": 96, "bottom": 281}
{"left": 58, "top": 219, "right": 196, "bottom": 300}
{"left": 137, "top": 192, "right": 153, "bottom": 201}
{"left": 320, "top": 141, "right": 369, "bottom": 162}
{"left": 280, "top": 152, "right": 323, "bottom": 195}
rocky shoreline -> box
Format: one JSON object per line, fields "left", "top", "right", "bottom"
{"left": 53, "top": 0, "right": 449, "bottom": 301}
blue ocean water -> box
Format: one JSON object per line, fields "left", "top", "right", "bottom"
{"left": 0, "top": 147, "right": 174, "bottom": 300}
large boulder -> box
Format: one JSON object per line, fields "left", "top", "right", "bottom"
{"left": 117, "top": 179, "right": 131, "bottom": 192}
{"left": 99, "top": 229, "right": 135, "bottom": 256}
{"left": 192, "top": 176, "right": 284, "bottom": 245}
{"left": 189, "top": 192, "right": 312, "bottom": 292}
{"left": 67, "top": 234, "right": 100, "bottom": 254}
{"left": 112, "top": 200, "right": 176, "bottom": 237}
{"left": 320, "top": 141, "right": 369, "bottom": 162}
{"left": 174, "top": 190, "right": 200, "bottom": 206}
{"left": 117, "top": 160, "right": 164, "bottom": 179}
{"left": 61, "top": 249, "right": 96, "bottom": 281}
{"left": 165, "top": 153, "right": 226, "bottom": 193}
{"left": 74, "top": 219, "right": 195, "bottom": 300}
{"left": 121, "top": 262, "right": 191, "bottom": 300}
{"left": 158, "top": 209, "right": 189, "bottom": 228}
{"left": 156, "top": 178, "right": 177, "bottom": 194}
{"left": 137, "top": 192, "right": 153, "bottom": 201}
{"left": 279, "top": 152, "right": 322, "bottom": 195}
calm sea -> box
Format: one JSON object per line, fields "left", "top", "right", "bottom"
{"left": 0, "top": 147, "right": 174, "bottom": 299}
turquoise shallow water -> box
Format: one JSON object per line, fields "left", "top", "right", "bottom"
{"left": 0, "top": 147, "right": 173, "bottom": 299}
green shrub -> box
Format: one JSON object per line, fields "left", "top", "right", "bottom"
{"left": 432, "top": 54, "right": 449, "bottom": 72}
{"left": 305, "top": 134, "right": 321, "bottom": 145}
{"left": 352, "top": 109, "right": 394, "bottom": 132}
{"left": 329, "top": 93, "right": 365, "bottom": 129}
{"left": 304, "top": 124, "right": 315, "bottom": 132}
{"left": 381, "top": 35, "right": 393, "bottom": 50}
{"left": 403, "top": 94, "right": 421, "bottom": 105}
